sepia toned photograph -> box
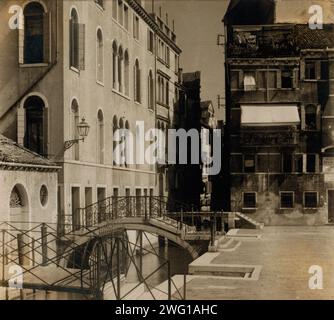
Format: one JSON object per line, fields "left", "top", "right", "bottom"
{"left": 0, "top": 0, "right": 334, "bottom": 307}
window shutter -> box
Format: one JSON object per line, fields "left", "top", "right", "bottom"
{"left": 238, "top": 70, "right": 244, "bottom": 89}
{"left": 18, "top": 13, "right": 24, "bottom": 64}
{"left": 316, "top": 61, "right": 321, "bottom": 80}
{"left": 316, "top": 104, "right": 321, "bottom": 130}
{"left": 301, "top": 105, "right": 306, "bottom": 130}
{"left": 43, "top": 11, "right": 51, "bottom": 63}
{"left": 302, "top": 154, "right": 307, "bottom": 173}
{"left": 78, "top": 23, "right": 86, "bottom": 70}
{"left": 276, "top": 70, "right": 282, "bottom": 89}
{"left": 300, "top": 60, "right": 305, "bottom": 80}
{"left": 293, "top": 69, "right": 299, "bottom": 88}
{"left": 315, "top": 154, "right": 320, "bottom": 173}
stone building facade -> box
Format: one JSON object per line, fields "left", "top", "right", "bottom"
{"left": 0, "top": 135, "right": 59, "bottom": 225}
{"left": 0, "top": 0, "right": 181, "bottom": 229}
{"left": 222, "top": 0, "right": 334, "bottom": 225}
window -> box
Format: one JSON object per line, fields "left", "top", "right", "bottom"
{"left": 96, "top": 29, "right": 104, "bottom": 83}
{"left": 40, "top": 185, "right": 48, "bottom": 207}
{"left": 305, "top": 104, "right": 317, "bottom": 130}
{"left": 281, "top": 69, "right": 292, "bottom": 88}
{"left": 243, "top": 192, "right": 256, "bottom": 209}
{"left": 294, "top": 154, "right": 303, "bottom": 173}
{"left": 124, "top": 50, "right": 129, "bottom": 96}
{"left": 148, "top": 30, "right": 154, "bottom": 53}
{"left": 112, "top": 41, "right": 117, "bottom": 89}
{"left": 244, "top": 154, "right": 255, "bottom": 173}
{"left": 69, "top": 9, "right": 79, "bottom": 69}
{"left": 304, "top": 192, "right": 318, "bottom": 208}
{"left": 148, "top": 70, "right": 154, "bottom": 110}
{"left": 282, "top": 154, "right": 292, "bottom": 173}
{"left": 134, "top": 60, "right": 141, "bottom": 102}
{"left": 243, "top": 72, "right": 256, "bottom": 91}
{"left": 112, "top": 0, "right": 117, "bottom": 19}
{"left": 306, "top": 154, "right": 316, "bottom": 173}
{"left": 124, "top": 5, "right": 129, "bottom": 30}
{"left": 113, "top": 116, "right": 118, "bottom": 165}
{"left": 97, "top": 110, "right": 104, "bottom": 164}
{"left": 133, "top": 15, "right": 139, "bottom": 40}
{"left": 305, "top": 61, "right": 316, "bottom": 80}
{"left": 22, "top": 2, "right": 47, "bottom": 64}
{"left": 280, "top": 192, "right": 294, "bottom": 209}
{"left": 69, "top": 9, "right": 85, "bottom": 70}
{"left": 24, "top": 96, "right": 46, "bottom": 156}
{"left": 118, "top": 46, "right": 123, "bottom": 92}
{"left": 231, "top": 71, "right": 241, "bottom": 89}
{"left": 166, "top": 81, "right": 169, "bottom": 106}
{"left": 175, "top": 54, "right": 179, "bottom": 73}
{"left": 166, "top": 47, "right": 170, "bottom": 66}
{"left": 118, "top": 0, "right": 123, "bottom": 25}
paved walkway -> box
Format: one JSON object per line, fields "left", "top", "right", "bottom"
{"left": 184, "top": 226, "right": 334, "bottom": 300}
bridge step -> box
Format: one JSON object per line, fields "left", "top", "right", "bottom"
{"left": 235, "top": 212, "right": 264, "bottom": 229}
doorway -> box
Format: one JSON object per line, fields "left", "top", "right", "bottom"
{"left": 71, "top": 187, "right": 80, "bottom": 230}
{"left": 328, "top": 190, "right": 334, "bottom": 223}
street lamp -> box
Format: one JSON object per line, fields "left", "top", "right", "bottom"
{"left": 64, "top": 117, "right": 90, "bottom": 151}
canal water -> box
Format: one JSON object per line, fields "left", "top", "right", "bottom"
{"left": 23, "top": 241, "right": 193, "bottom": 300}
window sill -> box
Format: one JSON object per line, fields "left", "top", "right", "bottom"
{"left": 112, "top": 89, "right": 130, "bottom": 101}
{"left": 134, "top": 101, "right": 141, "bottom": 106}
{"left": 19, "top": 63, "right": 49, "bottom": 68}
{"left": 279, "top": 207, "right": 294, "bottom": 210}
{"left": 242, "top": 207, "right": 257, "bottom": 211}
{"left": 157, "top": 102, "right": 170, "bottom": 109}
{"left": 96, "top": 80, "right": 105, "bottom": 87}
{"left": 70, "top": 66, "right": 80, "bottom": 74}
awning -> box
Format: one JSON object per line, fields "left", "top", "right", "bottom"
{"left": 241, "top": 105, "right": 300, "bottom": 127}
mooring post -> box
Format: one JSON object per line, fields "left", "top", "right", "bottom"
{"left": 116, "top": 237, "right": 121, "bottom": 300}
{"left": 167, "top": 261, "right": 171, "bottom": 300}
{"left": 183, "top": 273, "right": 187, "bottom": 300}
{"left": 2, "top": 230, "right": 5, "bottom": 283}
{"left": 139, "top": 231, "right": 143, "bottom": 276}
{"left": 41, "top": 224, "right": 48, "bottom": 266}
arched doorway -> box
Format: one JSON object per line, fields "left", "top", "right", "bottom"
{"left": 9, "top": 184, "right": 29, "bottom": 223}
{"left": 24, "top": 96, "right": 46, "bottom": 156}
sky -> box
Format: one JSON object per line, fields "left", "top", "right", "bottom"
{"left": 150, "top": 0, "right": 229, "bottom": 121}
{"left": 144, "top": 0, "right": 334, "bottom": 122}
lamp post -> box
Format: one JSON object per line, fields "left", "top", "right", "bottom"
{"left": 64, "top": 117, "right": 90, "bottom": 151}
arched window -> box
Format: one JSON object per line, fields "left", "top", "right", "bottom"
{"left": 134, "top": 59, "right": 141, "bottom": 103}
{"left": 161, "top": 78, "right": 165, "bottom": 104}
{"left": 10, "top": 184, "right": 29, "bottom": 223}
{"left": 96, "top": 29, "right": 104, "bottom": 83}
{"left": 157, "top": 77, "right": 161, "bottom": 103}
{"left": 124, "top": 50, "right": 129, "bottom": 96}
{"left": 113, "top": 116, "right": 118, "bottom": 165}
{"left": 112, "top": 41, "right": 118, "bottom": 89}
{"left": 119, "top": 118, "right": 125, "bottom": 166}
{"left": 148, "top": 70, "right": 154, "bottom": 110}
{"left": 24, "top": 96, "right": 46, "bottom": 156}
{"left": 97, "top": 110, "right": 104, "bottom": 164}
{"left": 23, "top": 2, "right": 46, "bottom": 64}
{"left": 70, "top": 8, "right": 79, "bottom": 68}
{"left": 125, "top": 120, "right": 130, "bottom": 167}
{"left": 71, "top": 99, "right": 80, "bottom": 160}
{"left": 166, "top": 81, "right": 169, "bottom": 106}
{"left": 118, "top": 46, "right": 123, "bottom": 92}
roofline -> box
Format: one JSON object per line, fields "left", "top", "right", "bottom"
{"left": 126, "top": 0, "right": 182, "bottom": 54}
{"left": 0, "top": 162, "right": 61, "bottom": 171}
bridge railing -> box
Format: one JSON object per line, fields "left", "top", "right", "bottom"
{"left": 75, "top": 196, "right": 193, "bottom": 231}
